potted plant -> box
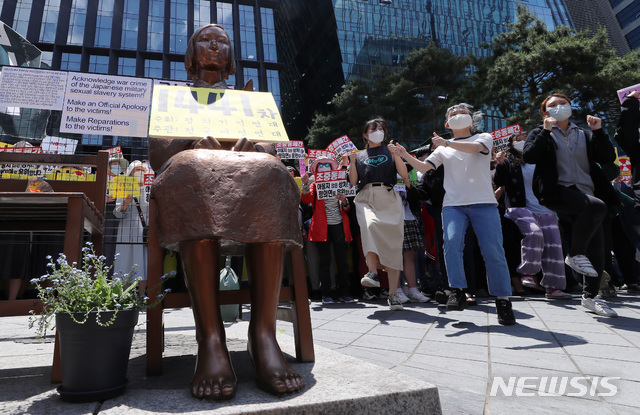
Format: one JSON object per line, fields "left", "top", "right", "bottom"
{"left": 29, "top": 243, "right": 169, "bottom": 402}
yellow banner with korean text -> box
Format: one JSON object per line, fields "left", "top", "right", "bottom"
{"left": 148, "top": 85, "right": 288, "bottom": 142}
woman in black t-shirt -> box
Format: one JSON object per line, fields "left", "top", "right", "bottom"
{"left": 347, "top": 117, "right": 408, "bottom": 310}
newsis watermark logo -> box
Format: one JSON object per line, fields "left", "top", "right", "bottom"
{"left": 490, "top": 376, "right": 620, "bottom": 397}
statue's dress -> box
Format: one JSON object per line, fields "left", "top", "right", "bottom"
{"left": 149, "top": 137, "right": 303, "bottom": 254}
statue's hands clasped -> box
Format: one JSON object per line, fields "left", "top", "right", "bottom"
{"left": 195, "top": 136, "right": 222, "bottom": 150}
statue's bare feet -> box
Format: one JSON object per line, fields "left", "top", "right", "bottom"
{"left": 191, "top": 339, "right": 237, "bottom": 400}
{"left": 247, "top": 329, "right": 305, "bottom": 395}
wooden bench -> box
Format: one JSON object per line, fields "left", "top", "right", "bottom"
{"left": 0, "top": 150, "right": 109, "bottom": 382}
{"left": 145, "top": 196, "right": 315, "bottom": 376}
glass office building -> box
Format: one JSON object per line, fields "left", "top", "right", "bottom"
{"left": 333, "top": 0, "right": 571, "bottom": 80}
{"left": 277, "top": 0, "right": 573, "bottom": 137}
{"left": 608, "top": 0, "right": 640, "bottom": 50}
{"left": 0, "top": 0, "right": 573, "bottom": 146}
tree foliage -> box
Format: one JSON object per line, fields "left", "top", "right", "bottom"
{"left": 305, "top": 42, "right": 470, "bottom": 150}
{"left": 305, "top": 5, "right": 640, "bottom": 149}
{"left": 468, "top": 4, "right": 640, "bottom": 130}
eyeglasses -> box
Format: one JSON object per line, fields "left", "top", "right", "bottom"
{"left": 317, "top": 163, "right": 332, "bottom": 168}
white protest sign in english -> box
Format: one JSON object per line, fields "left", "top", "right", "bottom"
{"left": 314, "top": 169, "right": 356, "bottom": 200}
{"left": 60, "top": 73, "right": 152, "bottom": 137}
{"left": 0, "top": 66, "right": 67, "bottom": 110}
{"left": 42, "top": 136, "right": 78, "bottom": 155}
{"left": 275, "top": 140, "right": 305, "bottom": 159}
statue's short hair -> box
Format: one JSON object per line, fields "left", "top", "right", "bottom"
{"left": 185, "top": 24, "right": 236, "bottom": 80}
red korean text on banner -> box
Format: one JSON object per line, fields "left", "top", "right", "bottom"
{"left": 275, "top": 140, "right": 305, "bottom": 160}
{"left": 314, "top": 169, "right": 356, "bottom": 200}
{"left": 108, "top": 146, "right": 124, "bottom": 158}
{"left": 143, "top": 174, "right": 155, "bottom": 186}
{"left": 618, "top": 157, "right": 632, "bottom": 185}
{"left": 489, "top": 124, "right": 522, "bottom": 153}
{"left": 0, "top": 146, "right": 44, "bottom": 154}
{"left": 307, "top": 149, "right": 335, "bottom": 161}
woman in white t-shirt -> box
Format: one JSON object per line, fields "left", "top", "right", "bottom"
{"left": 390, "top": 104, "right": 515, "bottom": 326}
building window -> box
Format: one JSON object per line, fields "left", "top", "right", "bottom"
{"left": 40, "top": 0, "right": 61, "bottom": 43}
{"left": 239, "top": 5, "right": 257, "bottom": 61}
{"left": 170, "top": 0, "right": 188, "bottom": 54}
{"left": 12, "top": 0, "right": 33, "bottom": 37}
{"left": 243, "top": 67, "right": 258, "bottom": 90}
{"left": 145, "top": 59, "right": 163, "bottom": 78}
{"left": 261, "top": 8, "right": 277, "bottom": 63}
{"left": 81, "top": 135, "right": 105, "bottom": 146}
{"left": 89, "top": 55, "right": 109, "bottom": 74}
{"left": 40, "top": 51, "right": 53, "bottom": 67}
{"left": 118, "top": 57, "right": 137, "bottom": 76}
{"left": 122, "top": 0, "right": 139, "bottom": 50}
{"left": 194, "top": 0, "right": 212, "bottom": 31}
{"left": 95, "top": 0, "right": 114, "bottom": 47}
{"left": 617, "top": 2, "right": 640, "bottom": 29}
{"left": 170, "top": 61, "right": 188, "bottom": 81}
{"left": 626, "top": 25, "right": 640, "bottom": 49}
{"left": 148, "top": 0, "right": 164, "bottom": 52}
{"left": 60, "top": 53, "right": 82, "bottom": 71}
{"left": 266, "top": 69, "right": 280, "bottom": 109}
{"left": 67, "top": 0, "right": 88, "bottom": 45}
{"left": 216, "top": 2, "right": 234, "bottom": 45}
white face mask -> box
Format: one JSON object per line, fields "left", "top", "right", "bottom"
{"left": 513, "top": 141, "right": 525, "bottom": 152}
{"left": 367, "top": 130, "right": 385, "bottom": 143}
{"left": 548, "top": 104, "right": 572, "bottom": 121}
{"left": 447, "top": 113, "right": 473, "bottom": 130}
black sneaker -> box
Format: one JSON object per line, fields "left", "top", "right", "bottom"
{"left": 434, "top": 291, "right": 448, "bottom": 305}
{"left": 496, "top": 299, "right": 516, "bottom": 325}
{"left": 446, "top": 289, "right": 466, "bottom": 311}
{"left": 627, "top": 284, "right": 640, "bottom": 294}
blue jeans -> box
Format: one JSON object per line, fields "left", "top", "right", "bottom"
{"left": 442, "top": 204, "right": 512, "bottom": 297}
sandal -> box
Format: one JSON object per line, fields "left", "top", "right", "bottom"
{"left": 545, "top": 289, "right": 572, "bottom": 299}
{"left": 520, "top": 276, "right": 537, "bottom": 289}
{"left": 466, "top": 293, "right": 477, "bottom": 306}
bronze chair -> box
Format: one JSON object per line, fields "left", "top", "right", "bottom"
{"left": 145, "top": 195, "right": 315, "bottom": 376}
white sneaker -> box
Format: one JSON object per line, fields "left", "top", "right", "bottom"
{"left": 408, "top": 291, "right": 430, "bottom": 303}
{"left": 396, "top": 289, "right": 410, "bottom": 304}
{"left": 361, "top": 272, "right": 380, "bottom": 287}
{"left": 565, "top": 255, "right": 598, "bottom": 277}
{"left": 581, "top": 295, "right": 617, "bottom": 317}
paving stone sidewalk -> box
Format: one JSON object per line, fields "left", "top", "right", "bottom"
{"left": 1, "top": 292, "right": 638, "bottom": 414}
{"left": 290, "top": 292, "right": 640, "bottom": 415}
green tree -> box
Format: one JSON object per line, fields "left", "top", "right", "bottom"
{"left": 305, "top": 42, "right": 470, "bottom": 150}
{"left": 469, "top": 4, "right": 640, "bottom": 130}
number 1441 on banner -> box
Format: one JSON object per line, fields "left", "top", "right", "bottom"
{"left": 149, "top": 85, "right": 289, "bottom": 142}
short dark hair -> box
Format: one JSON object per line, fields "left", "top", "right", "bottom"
{"left": 185, "top": 24, "right": 236, "bottom": 81}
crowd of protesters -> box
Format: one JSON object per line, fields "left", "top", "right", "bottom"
{"left": 4, "top": 93, "right": 640, "bottom": 326}
{"left": 296, "top": 94, "right": 640, "bottom": 324}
